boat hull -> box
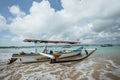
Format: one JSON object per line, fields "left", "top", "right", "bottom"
{"left": 18, "top": 57, "right": 49, "bottom": 63}
{"left": 11, "top": 55, "right": 49, "bottom": 63}
{"left": 10, "top": 50, "right": 81, "bottom": 63}
{"left": 59, "top": 51, "right": 81, "bottom": 58}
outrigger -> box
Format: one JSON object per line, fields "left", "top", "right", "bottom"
{"left": 8, "top": 39, "right": 97, "bottom": 64}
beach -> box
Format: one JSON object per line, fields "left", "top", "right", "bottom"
{"left": 0, "top": 46, "right": 120, "bottom": 80}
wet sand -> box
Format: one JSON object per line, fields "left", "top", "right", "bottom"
{"left": 0, "top": 57, "right": 120, "bottom": 80}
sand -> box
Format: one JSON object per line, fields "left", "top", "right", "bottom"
{"left": 0, "top": 57, "right": 120, "bottom": 80}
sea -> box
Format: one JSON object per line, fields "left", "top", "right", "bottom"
{"left": 0, "top": 45, "right": 120, "bottom": 80}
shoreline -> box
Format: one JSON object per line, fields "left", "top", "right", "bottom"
{"left": 0, "top": 57, "right": 120, "bottom": 80}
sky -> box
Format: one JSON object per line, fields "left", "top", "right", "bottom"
{"left": 0, "top": 0, "right": 120, "bottom": 46}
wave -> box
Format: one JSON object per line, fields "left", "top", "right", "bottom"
{"left": 0, "top": 57, "right": 120, "bottom": 80}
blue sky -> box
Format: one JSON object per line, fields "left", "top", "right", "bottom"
{"left": 0, "top": 0, "right": 62, "bottom": 46}
{"left": 0, "top": 0, "right": 62, "bottom": 17}
{"left": 0, "top": 0, "right": 120, "bottom": 46}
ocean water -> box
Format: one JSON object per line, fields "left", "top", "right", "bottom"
{"left": 0, "top": 46, "right": 120, "bottom": 80}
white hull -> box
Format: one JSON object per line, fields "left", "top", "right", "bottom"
{"left": 20, "top": 57, "right": 39, "bottom": 63}
{"left": 9, "top": 48, "right": 97, "bottom": 64}
{"left": 39, "top": 51, "right": 81, "bottom": 59}
{"left": 12, "top": 56, "right": 48, "bottom": 63}
{"left": 59, "top": 51, "right": 81, "bottom": 58}
{"left": 12, "top": 51, "right": 81, "bottom": 63}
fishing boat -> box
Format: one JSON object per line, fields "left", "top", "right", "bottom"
{"left": 101, "top": 44, "right": 113, "bottom": 47}
{"left": 8, "top": 39, "right": 97, "bottom": 64}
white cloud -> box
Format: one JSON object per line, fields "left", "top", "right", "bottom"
{"left": 8, "top": 5, "right": 25, "bottom": 17}
{"left": 7, "top": 0, "right": 120, "bottom": 44}
{"left": 0, "top": 15, "right": 8, "bottom": 31}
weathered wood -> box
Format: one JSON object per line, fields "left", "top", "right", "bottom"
{"left": 23, "top": 39, "right": 80, "bottom": 44}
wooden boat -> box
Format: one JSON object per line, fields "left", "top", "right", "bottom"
{"left": 8, "top": 39, "right": 97, "bottom": 64}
